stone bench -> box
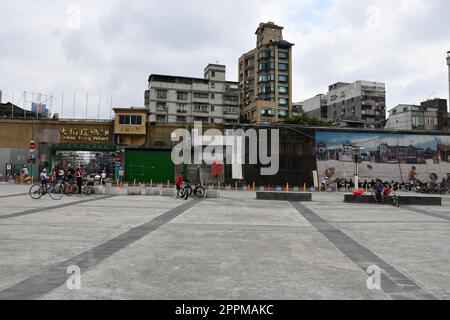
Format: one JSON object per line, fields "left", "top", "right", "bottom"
{"left": 344, "top": 194, "right": 442, "bottom": 206}
{"left": 160, "top": 188, "right": 176, "bottom": 197}
{"left": 205, "top": 190, "right": 219, "bottom": 198}
{"left": 145, "top": 187, "right": 161, "bottom": 196}
{"left": 127, "top": 187, "right": 142, "bottom": 195}
{"left": 256, "top": 192, "right": 312, "bottom": 202}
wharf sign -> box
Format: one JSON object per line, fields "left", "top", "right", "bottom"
{"left": 59, "top": 126, "right": 112, "bottom": 144}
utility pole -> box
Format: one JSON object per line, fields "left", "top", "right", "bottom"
{"left": 61, "top": 93, "right": 64, "bottom": 118}
{"left": 447, "top": 51, "right": 450, "bottom": 112}
{"left": 85, "top": 93, "right": 89, "bottom": 119}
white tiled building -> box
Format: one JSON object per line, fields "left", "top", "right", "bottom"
{"left": 145, "top": 64, "right": 240, "bottom": 124}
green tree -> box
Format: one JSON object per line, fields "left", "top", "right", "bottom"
{"left": 284, "top": 114, "right": 332, "bottom": 127}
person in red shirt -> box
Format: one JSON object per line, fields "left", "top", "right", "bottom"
{"left": 175, "top": 172, "right": 184, "bottom": 199}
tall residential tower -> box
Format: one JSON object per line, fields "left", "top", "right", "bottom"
{"left": 238, "top": 22, "right": 294, "bottom": 124}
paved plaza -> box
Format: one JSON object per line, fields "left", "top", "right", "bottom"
{"left": 0, "top": 183, "right": 449, "bottom": 300}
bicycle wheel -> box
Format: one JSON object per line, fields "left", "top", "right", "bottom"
{"left": 29, "top": 184, "right": 43, "bottom": 199}
{"left": 194, "top": 186, "right": 205, "bottom": 198}
{"left": 178, "top": 187, "right": 187, "bottom": 198}
{"left": 49, "top": 184, "right": 64, "bottom": 200}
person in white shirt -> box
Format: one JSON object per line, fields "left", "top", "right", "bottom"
{"left": 40, "top": 169, "right": 49, "bottom": 192}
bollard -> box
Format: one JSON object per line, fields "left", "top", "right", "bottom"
{"left": 253, "top": 182, "right": 255, "bottom": 192}
{"left": 235, "top": 181, "right": 237, "bottom": 192}
{"left": 303, "top": 183, "right": 307, "bottom": 193}
{"left": 285, "top": 183, "right": 289, "bottom": 192}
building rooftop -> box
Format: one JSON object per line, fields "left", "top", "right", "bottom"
{"left": 255, "top": 21, "right": 284, "bottom": 34}
{"left": 148, "top": 74, "right": 237, "bottom": 85}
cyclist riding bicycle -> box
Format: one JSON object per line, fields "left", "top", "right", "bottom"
{"left": 40, "top": 169, "right": 49, "bottom": 193}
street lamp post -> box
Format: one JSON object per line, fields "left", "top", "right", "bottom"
{"left": 353, "top": 147, "right": 364, "bottom": 190}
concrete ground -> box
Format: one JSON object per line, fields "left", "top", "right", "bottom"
{"left": 0, "top": 183, "right": 449, "bottom": 300}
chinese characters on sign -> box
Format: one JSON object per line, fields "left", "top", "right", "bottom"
{"left": 59, "top": 127, "right": 111, "bottom": 143}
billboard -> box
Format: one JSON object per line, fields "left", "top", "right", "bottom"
{"left": 315, "top": 131, "right": 450, "bottom": 183}
{"left": 31, "top": 102, "right": 47, "bottom": 114}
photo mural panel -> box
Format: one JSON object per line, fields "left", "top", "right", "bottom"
{"left": 315, "top": 131, "right": 450, "bottom": 183}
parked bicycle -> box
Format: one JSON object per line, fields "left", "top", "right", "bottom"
{"left": 178, "top": 180, "right": 205, "bottom": 200}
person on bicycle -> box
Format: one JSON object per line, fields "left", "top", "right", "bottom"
{"left": 40, "top": 169, "right": 49, "bottom": 193}
{"left": 175, "top": 172, "right": 184, "bottom": 199}
{"left": 20, "top": 165, "right": 29, "bottom": 184}
{"left": 76, "top": 166, "right": 83, "bottom": 195}
{"left": 66, "top": 164, "right": 75, "bottom": 185}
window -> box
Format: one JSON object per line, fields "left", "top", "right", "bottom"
{"left": 278, "top": 63, "right": 288, "bottom": 71}
{"left": 156, "top": 115, "right": 166, "bottom": 122}
{"left": 279, "top": 51, "right": 289, "bottom": 59}
{"left": 130, "top": 115, "right": 142, "bottom": 125}
{"left": 194, "top": 92, "right": 209, "bottom": 99}
{"left": 259, "top": 74, "right": 275, "bottom": 82}
{"left": 259, "top": 51, "right": 269, "bottom": 59}
{"left": 176, "top": 116, "right": 186, "bottom": 123}
{"left": 144, "top": 90, "right": 150, "bottom": 106}
{"left": 156, "top": 90, "right": 167, "bottom": 99}
{"left": 279, "top": 86, "right": 288, "bottom": 94}
{"left": 278, "top": 75, "right": 288, "bottom": 82}
{"left": 211, "top": 93, "right": 215, "bottom": 99}
{"left": 211, "top": 82, "right": 215, "bottom": 89}
{"left": 211, "top": 71, "right": 215, "bottom": 77}
{"left": 261, "top": 108, "right": 276, "bottom": 116}
{"left": 177, "top": 92, "right": 188, "bottom": 101}
{"left": 279, "top": 98, "right": 288, "bottom": 106}
{"left": 118, "top": 115, "right": 128, "bottom": 124}
{"left": 278, "top": 110, "right": 287, "bottom": 118}
{"left": 194, "top": 116, "right": 208, "bottom": 123}
{"left": 194, "top": 104, "right": 208, "bottom": 113}
{"left": 210, "top": 105, "right": 215, "bottom": 112}
{"left": 156, "top": 102, "right": 166, "bottom": 111}
{"left": 224, "top": 107, "right": 237, "bottom": 114}
{"left": 177, "top": 104, "right": 187, "bottom": 112}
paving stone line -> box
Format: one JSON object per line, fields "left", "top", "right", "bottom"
{"left": 0, "top": 193, "right": 27, "bottom": 199}
{"left": 0, "top": 195, "right": 117, "bottom": 220}
{"left": 401, "top": 206, "right": 450, "bottom": 222}
{"left": 290, "top": 201, "right": 438, "bottom": 300}
{"left": 0, "top": 199, "right": 201, "bottom": 300}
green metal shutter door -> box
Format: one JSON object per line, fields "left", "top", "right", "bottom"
{"left": 124, "top": 150, "right": 174, "bottom": 184}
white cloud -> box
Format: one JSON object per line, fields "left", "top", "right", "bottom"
{"left": 0, "top": 0, "right": 449, "bottom": 118}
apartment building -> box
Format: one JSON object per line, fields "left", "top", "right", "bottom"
{"left": 302, "top": 81, "right": 386, "bottom": 128}
{"left": 302, "top": 94, "right": 328, "bottom": 120}
{"left": 238, "top": 22, "right": 294, "bottom": 124}
{"left": 385, "top": 98, "right": 449, "bottom": 131}
{"left": 145, "top": 64, "right": 240, "bottom": 124}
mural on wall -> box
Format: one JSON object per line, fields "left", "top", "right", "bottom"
{"left": 315, "top": 131, "right": 450, "bottom": 183}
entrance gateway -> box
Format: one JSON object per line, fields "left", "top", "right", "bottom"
{"left": 45, "top": 122, "right": 118, "bottom": 179}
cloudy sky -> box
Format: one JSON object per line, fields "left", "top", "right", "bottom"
{"left": 1, "top": 0, "right": 449, "bottom": 118}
